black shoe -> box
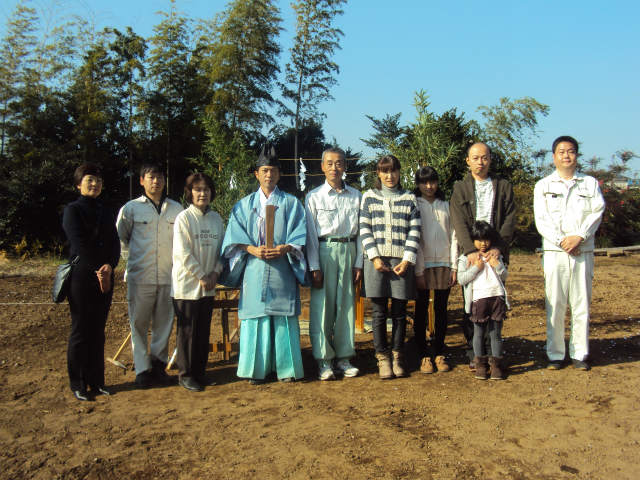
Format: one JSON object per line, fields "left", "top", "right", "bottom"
{"left": 135, "top": 370, "right": 154, "bottom": 388}
{"left": 572, "top": 359, "right": 590, "bottom": 371}
{"left": 249, "top": 378, "right": 265, "bottom": 385}
{"left": 152, "top": 360, "right": 171, "bottom": 384}
{"left": 195, "top": 375, "right": 216, "bottom": 387}
{"left": 73, "top": 390, "right": 91, "bottom": 401}
{"left": 91, "top": 386, "right": 113, "bottom": 396}
{"left": 547, "top": 361, "right": 563, "bottom": 370}
{"left": 179, "top": 376, "right": 204, "bottom": 392}
{"left": 279, "top": 377, "right": 295, "bottom": 383}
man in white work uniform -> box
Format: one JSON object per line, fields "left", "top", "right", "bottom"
{"left": 116, "top": 164, "right": 183, "bottom": 387}
{"left": 533, "top": 136, "right": 605, "bottom": 371}
{"left": 305, "top": 147, "right": 362, "bottom": 380}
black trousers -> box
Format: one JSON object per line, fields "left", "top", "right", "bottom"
{"left": 67, "top": 268, "right": 113, "bottom": 392}
{"left": 414, "top": 288, "right": 450, "bottom": 357}
{"left": 173, "top": 297, "right": 214, "bottom": 380}
{"left": 371, "top": 297, "right": 407, "bottom": 353}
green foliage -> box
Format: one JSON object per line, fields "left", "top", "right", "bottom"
{"left": 203, "top": 0, "right": 282, "bottom": 136}
{"left": 280, "top": 0, "right": 345, "bottom": 162}
{"left": 193, "top": 116, "right": 257, "bottom": 222}
{"left": 143, "top": 0, "right": 207, "bottom": 195}
{"left": 363, "top": 90, "right": 479, "bottom": 196}
{"left": 477, "top": 96, "right": 549, "bottom": 184}
{"left": 597, "top": 186, "right": 640, "bottom": 247}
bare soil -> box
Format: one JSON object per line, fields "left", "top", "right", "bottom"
{"left": 0, "top": 254, "right": 639, "bottom": 480}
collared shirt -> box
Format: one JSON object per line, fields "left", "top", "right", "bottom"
{"left": 305, "top": 180, "right": 363, "bottom": 271}
{"left": 116, "top": 195, "right": 183, "bottom": 284}
{"left": 533, "top": 171, "right": 605, "bottom": 251}
{"left": 474, "top": 177, "right": 494, "bottom": 224}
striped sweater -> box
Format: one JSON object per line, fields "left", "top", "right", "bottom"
{"left": 359, "top": 189, "right": 421, "bottom": 264}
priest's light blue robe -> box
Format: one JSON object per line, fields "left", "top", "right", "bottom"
{"left": 220, "top": 187, "right": 307, "bottom": 380}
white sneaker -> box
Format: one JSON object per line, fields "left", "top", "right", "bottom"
{"left": 336, "top": 359, "right": 359, "bottom": 378}
{"left": 318, "top": 362, "right": 336, "bottom": 381}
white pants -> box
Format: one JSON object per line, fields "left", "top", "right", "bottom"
{"left": 127, "top": 283, "right": 174, "bottom": 374}
{"left": 542, "top": 251, "right": 594, "bottom": 361}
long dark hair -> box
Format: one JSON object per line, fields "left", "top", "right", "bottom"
{"left": 413, "top": 166, "right": 445, "bottom": 200}
{"left": 374, "top": 155, "right": 402, "bottom": 189}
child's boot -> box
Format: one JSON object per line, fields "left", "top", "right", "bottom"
{"left": 434, "top": 355, "right": 450, "bottom": 372}
{"left": 489, "top": 356, "right": 504, "bottom": 380}
{"left": 420, "top": 356, "right": 434, "bottom": 374}
{"left": 392, "top": 350, "right": 408, "bottom": 378}
{"left": 474, "top": 356, "right": 488, "bottom": 380}
{"left": 376, "top": 350, "right": 394, "bottom": 380}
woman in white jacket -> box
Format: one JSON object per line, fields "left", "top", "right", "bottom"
{"left": 413, "top": 166, "right": 458, "bottom": 374}
{"left": 172, "top": 173, "right": 224, "bottom": 392}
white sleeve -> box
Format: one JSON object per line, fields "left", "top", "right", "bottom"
{"left": 173, "top": 214, "right": 206, "bottom": 281}
{"left": 534, "top": 180, "right": 563, "bottom": 246}
{"left": 304, "top": 194, "right": 321, "bottom": 271}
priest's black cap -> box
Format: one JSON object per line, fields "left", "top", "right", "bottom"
{"left": 256, "top": 145, "right": 281, "bottom": 169}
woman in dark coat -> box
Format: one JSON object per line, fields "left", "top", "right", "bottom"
{"left": 62, "top": 162, "right": 120, "bottom": 401}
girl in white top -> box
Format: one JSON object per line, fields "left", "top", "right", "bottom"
{"left": 413, "top": 166, "right": 458, "bottom": 374}
{"left": 172, "top": 173, "right": 224, "bottom": 392}
{"left": 457, "top": 221, "right": 509, "bottom": 381}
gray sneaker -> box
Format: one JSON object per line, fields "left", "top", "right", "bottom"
{"left": 336, "top": 359, "right": 359, "bottom": 378}
{"left": 572, "top": 359, "right": 590, "bottom": 371}
{"left": 318, "top": 361, "right": 336, "bottom": 381}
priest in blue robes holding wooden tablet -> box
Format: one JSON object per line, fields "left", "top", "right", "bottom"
{"left": 220, "top": 146, "right": 307, "bottom": 384}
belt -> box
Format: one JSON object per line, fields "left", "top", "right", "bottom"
{"left": 319, "top": 236, "right": 356, "bottom": 243}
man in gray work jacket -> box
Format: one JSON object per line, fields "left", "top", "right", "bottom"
{"left": 116, "top": 164, "right": 183, "bottom": 387}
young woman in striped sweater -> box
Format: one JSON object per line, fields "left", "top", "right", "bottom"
{"left": 360, "top": 155, "right": 421, "bottom": 379}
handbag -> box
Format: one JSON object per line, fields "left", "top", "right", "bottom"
{"left": 52, "top": 257, "right": 79, "bottom": 303}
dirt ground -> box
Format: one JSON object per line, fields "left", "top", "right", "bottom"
{"left": 0, "top": 253, "right": 638, "bottom": 480}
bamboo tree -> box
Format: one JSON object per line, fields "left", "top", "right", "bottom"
{"left": 281, "top": 0, "right": 346, "bottom": 180}
{"left": 0, "top": 1, "right": 38, "bottom": 157}
{"left": 145, "top": 0, "right": 196, "bottom": 195}
{"left": 204, "top": 0, "right": 282, "bottom": 136}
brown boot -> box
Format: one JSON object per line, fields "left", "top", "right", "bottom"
{"left": 474, "top": 356, "right": 488, "bottom": 380}
{"left": 420, "top": 357, "right": 434, "bottom": 374}
{"left": 489, "top": 356, "right": 504, "bottom": 380}
{"left": 392, "top": 350, "right": 407, "bottom": 378}
{"left": 376, "top": 351, "right": 394, "bottom": 380}
{"left": 434, "top": 355, "right": 450, "bottom": 372}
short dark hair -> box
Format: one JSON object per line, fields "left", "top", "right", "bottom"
{"left": 74, "top": 162, "right": 102, "bottom": 187}
{"left": 470, "top": 220, "right": 497, "bottom": 242}
{"left": 413, "top": 166, "right": 445, "bottom": 200}
{"left": 184, "top": 172, "right": 215, "bottom": 204}
{"left": 466, "top": 142, "right": 492, "bottom": 157}
{"left": 552, "top": 136, "right": 579, "bottom": 154}
{"left": 322, "top": 147, "right": 346, "bottom": 163}
{"left": 140, "top": 163, "right": 163, "bottom": 178}
{"left": 374, "top": 155, "right": 401, "bottom": 189}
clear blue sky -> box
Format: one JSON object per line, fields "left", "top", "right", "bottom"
{"left": 2, "top": 0, "right": 639, "bottom": 173}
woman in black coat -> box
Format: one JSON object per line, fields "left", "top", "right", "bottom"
{"left": 62, "top": 162, "right": 120, "bottom": 401}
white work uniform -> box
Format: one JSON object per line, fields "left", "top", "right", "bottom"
{"left": 533, "top": 171, "right": 605, "bottom": 362}
{"left": 116, "top": 195, "right": 183, "bottom": 374}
